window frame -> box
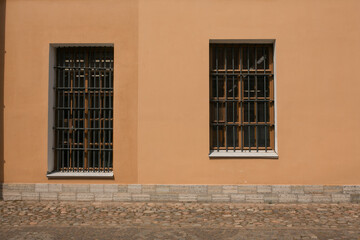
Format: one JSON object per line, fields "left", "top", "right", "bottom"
{"left": 47, "top": 44, "right": 115, "bottom": 178}
{"left": 208, "top": 40, "right": 278, "bottom": 158}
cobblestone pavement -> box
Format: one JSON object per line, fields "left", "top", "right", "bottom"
{"left": 0, "top": 201, "right": 359, "bottom": 239}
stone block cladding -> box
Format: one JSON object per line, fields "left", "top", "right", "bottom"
{"left": 1, "top": 184, "right": 360, "bottom": 203}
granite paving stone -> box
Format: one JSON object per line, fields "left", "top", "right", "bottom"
{"left": 0, "top": 201, "right": 359, "bottom": 239}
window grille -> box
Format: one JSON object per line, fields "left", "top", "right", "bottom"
{"left": 210, "top": 44, "right": 274, "bottom": 152}
{"left": 54, "top": 47, "right": 113, "bottom": 172}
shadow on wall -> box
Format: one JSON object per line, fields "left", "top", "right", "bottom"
{"left": 0, "top": 0, "right": 6, "bottom": 200}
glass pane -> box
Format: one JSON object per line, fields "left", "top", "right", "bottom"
{"left": 73, "top": 93, "right": 85, "bottom": 109}
{"left": 243, "top": 126, "right": 255, "bottom": 148}
{"left": 211, "top": 47, "right": 225, "bottom": 70}
{"left": 211, "top": 75, "right": 225, "bottom": 98}
{"left": 211, "top": 125, "right": 225, "bottom": 148}
{"left": 225, "top": 47, "right": 240, "bottom": 70}
{"left": 244, "top": 76, "right": 255, "bottom": 98}
{"left": 211, "top": 102, "right": 225, "bottom": 122}
{"left": 226, "top": 126, "right": 239, "bottom": 148}
{"left": 243, "top": 102, "right": 255, "bottom": 122}
{"left": 257, "top": 125, "right": 270, "bottom": 148}
{"left": 74, "top": 70, "right": 85, "bottom": 88}
{"left": 257, "top": 102, "right": 269, "bottom": 122}
{"left": 256, "top": 47, "right": 269, "bottom": 70}
{"left": 227, "top": 78, "right": 238, "bottom": 98}
{"left": 242, "top": 46, "right": 255, "bottom": 70}
{"left": 257, "top": 76, "right": 269, "bottom": 98}
{"left": 226, "top": 102, "right": 238, "bottom": 123}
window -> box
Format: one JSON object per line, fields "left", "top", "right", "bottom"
{"left": 53, "top": 47, "right": 113, "bottom": 172}
{"left": 209, "top": 43, "right": 276, "bottom": 157}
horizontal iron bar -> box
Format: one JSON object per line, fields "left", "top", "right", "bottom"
{"left": 54, "top": 107, "right": 113, "bottom": 110}
{"left": 54, "top": 148, "right": 113, "bottom": 151}
{"left": 211, "top": 73, "right": 273, "bottom": 76}
{"left": 59, "top": 170, "right": 112, "bottom": 172}
{"left": 210, "top": 99, "right": 273, "bottom": 102}
{"left": 54, "top": 87, "right": 113, "bottom": 90}
{"left": 54, "top": 127, "right": 113, "bottom": 130}
{"left": 211, "top": 123, "right": 274, "bottom": 126}
{"left": 54, "top": 66, "right": 113, "bottom": 70}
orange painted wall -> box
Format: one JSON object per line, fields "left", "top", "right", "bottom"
{"left": 3, "top": 0, "right": 138, "bottom": 183}
{"left": 2, "top": 0, "right": 360, "bottom": 184}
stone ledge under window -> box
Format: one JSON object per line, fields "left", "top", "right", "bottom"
{"left": 209, "top": 150, "right": 278, "bottom": 159}
{"left": 47, "top": 172, "right": 114, "bottom": 179}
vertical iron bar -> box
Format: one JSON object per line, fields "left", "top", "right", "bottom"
{"left": 240, "top": 47, "right": 243, "bottom": 152}
{"left": 66, "top": 50, "right": 71, "bottom": 171}
{"left": 264, "top": 47, "right": 267, "bottom": 152}
{"left": 232, "top": 47, "right": 235, "bottom": 151}
{"left": 216, "top": 47, "right": 219, "bottom": 151}
{"left": 108, "top": 50, "right": 112, "bottom": 170}
{"left": 71, "top": 50, "right": 74, "bottom": 171}
{"left": 75, "top": 49, "right": 80, "bottom": 172}
{"left": 108, "top": 50, "right": 111, "bottom": 171}
{"left": 225, "top": 47, "right": 227, "bottom": 151}
{"left": 73, "top": 50, "right": 76, "bottom": 171}
{"left": 56, "top": 50, "right": 60, "bottom": 171}
{"left": 94, "top": 50, "right": 98, "bottom": 171}
{"left": 93, "top": 49, "right": 96, "bottom": 171}
{"left": 88, "top": 49, "right": 92, "bottom": 170}
{"left": 97, "top": 51, "right": 100, "bottom": 171}
{"left": 110, "top": 50, "right": 113, "bottom": 169}
{"left": 93, "top": 49, "right": 96, "bottom": 170}
{"left": 255, "top": 47, "right": 258, "bottom": 152}
{"left": 61, "top": 53, "right": 65, "bottom": 170}
{"left": 93, "top": 92, "right": 96, "bottom": 171}
{"left": 82, "top": 50, "right": 85, "bottom": 170}
{"left": 103, "top": 51, "right": 107, "bottom": 171}
{"left": 56, "top": 49, "right": 60, "bottom": 171}
{"left": 65, "top": 50, "right": 69, "bottom": 171}
{"left": 247, "top": 46, "right": 251, "bottom": 152}
{"left": 59, "top": 49, "right": 63, "bottom": 171}
{"left": 102, "top": 49, "right": 105, "bottom": 171}
{"left": 105, "top": 50, "right": 107, "bottom": 170}
{"left": 97, "top": 50, "right": 101, "bottom": 171}
{"left": 76, "top": 50, "right": 80, "bottom": 171}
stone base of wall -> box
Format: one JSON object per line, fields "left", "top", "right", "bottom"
{"left": 1, "top": 184, "right": 360, "bottom": 203}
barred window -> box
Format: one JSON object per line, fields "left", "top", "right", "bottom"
{"left": 54, "top": 47, "right": 113, "bottom": 172}
{"left": 209, "top": 44, "right": 275, "bottom": 156}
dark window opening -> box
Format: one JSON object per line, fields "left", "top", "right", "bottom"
{"left": 54, "top": 47, "right": 113, "bottom": 172}
{"left": 210, "top": 44, "right": 274, "bottom": 152}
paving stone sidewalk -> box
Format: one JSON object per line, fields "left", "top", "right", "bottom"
{"left": 0, "top": 201, "right": 359, "bottom": 239}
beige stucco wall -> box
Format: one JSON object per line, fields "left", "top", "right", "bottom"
{"left": 2, "top": 0, "right": 360, "bottom": 184}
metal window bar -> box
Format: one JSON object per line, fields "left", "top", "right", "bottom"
{"left": 247, "top": 46, "right": 251, "bottom": 152}
{"left": 224, "top": 48, "right": 227, "bottom": 151}
{"left": 54, "top": 47, "right": 113, "bottom": 172}
{"left": 216, "top": 47, "right": 219, "bottom": 151}
{"left": 210, "top": 44, "right": 273, "bottom": 152}
{"left": 232, "top": 47, "right": 235, "bottom": 152}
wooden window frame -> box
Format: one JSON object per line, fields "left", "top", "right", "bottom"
{"left": 209, "top": 43, "right": 277, "bottom": 158}
{"left": 51, "top": 46, "right": 114, "bottom": 173}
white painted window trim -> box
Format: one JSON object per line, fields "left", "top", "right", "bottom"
{"left": 47, "top": 43, "right": 114, "bottom": 176}
{"left": 208, "top": 39, "right": 278, "bottom": 158}
{"left": 47, "top": 172, "right": 114, "bottom": 179}
{"left": 209, "top": 150, "right": 278, "bottom": 158}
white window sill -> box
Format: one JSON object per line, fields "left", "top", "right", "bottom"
{"left": 47, "top": 172, "right": 114, "bottom": 179}
{"left": 209, "top": 150, "right": 278, "bottom": 159}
